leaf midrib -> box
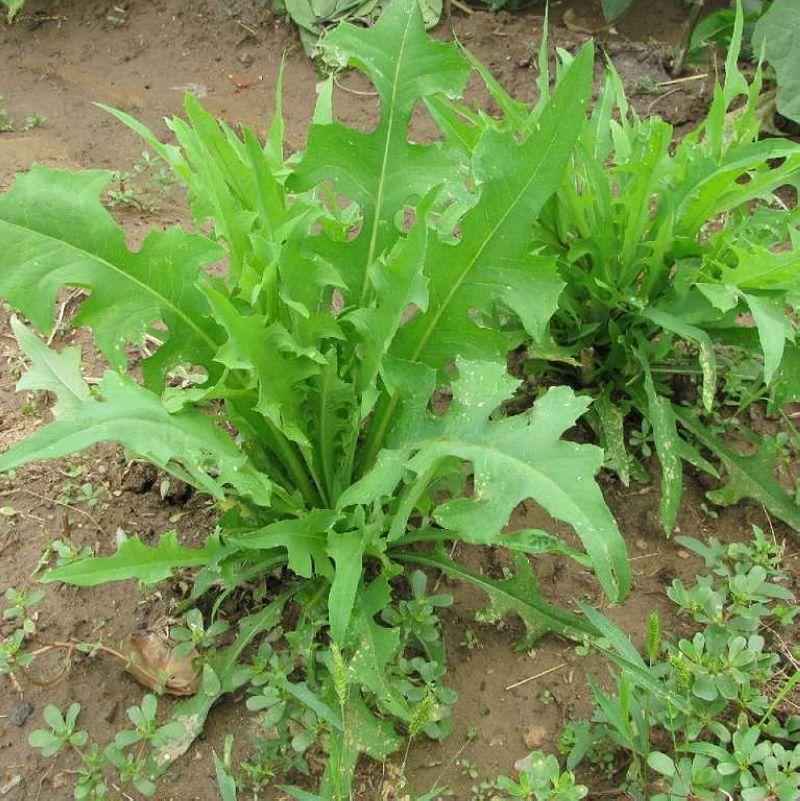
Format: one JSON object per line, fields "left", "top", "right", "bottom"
{"left": 410, "top": 124, "right": 564, "bottom": 362}
{"left": 358, "top": 9, "right": 414, "bottom": 304}
{"left": 1, "top": 218, "right": 218, "bottom": 355}
{"left": 20, "top": 342, "right": 89, "bottom": 408}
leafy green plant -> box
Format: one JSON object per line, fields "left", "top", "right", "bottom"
{"left": 27, "top": 699, "right": 187, "bottom": 799}
{"left": 21, "top": 113, "right": 45, "bottom": 131}
{"left": 106, "top": 149, "right": 177, "bottom": 211}
{"left": 686, "top": 0, "right": 800, "bottom": 125}
{"left": 0, "top": 0, "right": 24, "bottom": 23}
{"left": 562, "top": 526, "right": 800, "bottom": 801}
{"left": 753, "top": 0, "right": 800, "bottom": 124}
{"left": 29, "top": 703, "right": 89, "bottom": 758}
{"left": 433, "top": 3, "right": 800, "bottom": 534}
{"left": 0, "top": 0, "right": 633, "bottom": 793}
{"left": 458, "top": 752, "right": 587, "bottom": 801}
{"left": 3, "top": 586, "right": 44, "bottom": 634}
{"left": 493, "top": 751, "right": 588, "bottom": 800}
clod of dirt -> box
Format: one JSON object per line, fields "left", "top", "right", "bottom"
{"left": 125, "top": 633, "right": 200, "bottom": 696}
{"left": 9, "top": 701, "right": 34, "bottom": 727}
{"left": 522, "top": 722, "right": 547, "bottom": 749}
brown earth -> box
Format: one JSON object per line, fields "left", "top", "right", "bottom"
{"left": 0, "top": 1, "right": 796, "bottom": 800}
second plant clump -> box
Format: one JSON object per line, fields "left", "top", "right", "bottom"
{"left": 0, "top": 0, "right": 797, "bottom": 798}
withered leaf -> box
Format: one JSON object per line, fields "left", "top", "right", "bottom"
{"left": 125, "top": 633, "right": 200, "bottom": 696}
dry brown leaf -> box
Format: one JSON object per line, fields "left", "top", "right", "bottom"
{"left": 125, "top": 633, "right": 200, "bottom": 696}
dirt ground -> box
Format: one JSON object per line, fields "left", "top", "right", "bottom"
{"left": 0, "top": 1, "right": 796, "bottom": 799}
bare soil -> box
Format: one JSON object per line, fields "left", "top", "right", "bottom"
{"left": 0, "top": 1, "right": 796, "bottom": 800}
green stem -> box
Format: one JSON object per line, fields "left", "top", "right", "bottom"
{"left": 261, "top": 416, "right": 320, "bottom": 508}
{"left": 358, "top": 391, "right": 398, "bottom": 476}
{"left": 758, "top": 670, "right": 800, "bottom": 727}
{"left": 778, "top": 409, "right": 800, "bottom": 451}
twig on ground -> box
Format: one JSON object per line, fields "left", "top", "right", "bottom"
{"left": 505, "top": 662, "right": 567, "bottom": 691}
{"left": 15, "top": 488, "right": 103, "bottom": 532}
{"left": 656, "top": 73, "right": 708, "bottom": 87}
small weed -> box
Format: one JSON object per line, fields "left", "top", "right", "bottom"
{"left": 463, "top": 752, "right": 587, "bottom": 801}
{"left": 34, "top": 537, "right": 94, "bottom": 574}
{"left": 58, "top": 479, "right": 104, "bottom": 508}
{"left": 632, "top": 74, "right": 660, "bottom": 95}
{"left": 460, "top": 627, "right": 482, "bottom": 651}
{"left": 21, "top": 113, "right": 45, "bottom": 131}
{"left": 106, "top": 150, "right": 176, "bottom": 211}
{"left": 105, "top": 10, "right": 126, "bottom": 27}
{"left": 3, "top": 586, "right": 44, "bottom": 634}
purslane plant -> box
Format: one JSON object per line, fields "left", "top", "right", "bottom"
{"left": 0, "top": 0, "right": 633, "bottom": 792}
{"left": 561, "top": 527, "right": 799, "bottom": 801}
{"left": 429, "top": 3, "right": 800, "bottom": 535}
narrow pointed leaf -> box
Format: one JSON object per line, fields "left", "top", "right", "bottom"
{"left": 43, "top": 532, "right": 228, "bottom": 587}
{"left": 0, "top": 372, "right": 272, "bottom": 506}
{"left": 675, "top": 407, "right": 800, "bottom": 531}
{"left": 326, "top": 531, "right": 365, "bottom": 642}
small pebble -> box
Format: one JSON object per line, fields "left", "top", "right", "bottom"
{"left": 677, "top": 549, "right": 690, "bottom": 560}
{"left": 635, "top": 539, "right": 648, "bottom": 550}
{"left": 9, "top": 701, "right": 34, "bottom": 727}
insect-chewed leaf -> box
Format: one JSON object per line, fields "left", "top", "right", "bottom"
{"left": 592, "top": 391, "right": 631, "bottom": 486}
{"left": 0, "top": 371, "right": 271, "bottom": 507}
{"left": 392, "top": 43, "right": 594, "bottom": 372}
{"left": 287, "top": 0, "right": 470, "bottom": 298}
{"left": 638, "top": 357, "right": 683, "bottom": 537}
{"left": 346, "top": 576, "right": 410, "bottom": 721}
{"left": 642, "top": 309, "right": 717, "bottom": 412}
{"left": 11, "top": 317, "right": 90, "bottom": 418}
{"left": 356, "top": 359, "right": 631, "bottom": 601}
{"left": 0, "top": 166, "right": 223, "bottom": 388}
